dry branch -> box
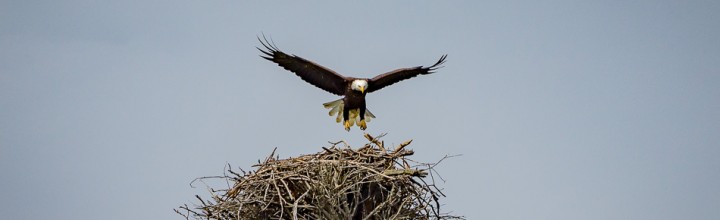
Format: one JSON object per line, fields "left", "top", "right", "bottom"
{"left": 176, "top": 133, "right": 463, "bottom": 220}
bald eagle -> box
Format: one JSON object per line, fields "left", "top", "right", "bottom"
{"left": 258, "top": 37, "right": 447, "bottom": 131}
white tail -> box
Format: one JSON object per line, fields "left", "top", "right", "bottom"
{"left": 322, "top": 99, "right": 376, "bottom": 126}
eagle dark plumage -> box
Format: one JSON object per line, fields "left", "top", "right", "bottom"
{"left": 257, "top": 36, "right": 447, "bottom": 131}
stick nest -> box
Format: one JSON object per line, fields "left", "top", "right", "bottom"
{"left": 176, "top": 133, "right": 463, "bottom": 220}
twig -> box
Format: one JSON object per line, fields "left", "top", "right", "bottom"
{"left": 180, "top": 133, "right": 464, "bottom": 219}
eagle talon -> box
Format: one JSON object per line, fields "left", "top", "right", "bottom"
{"left": 344, "top": 120, "right": 351, "bottom": 131}
{"left": 359, "top": 119, "right": 367, "bottom": 130}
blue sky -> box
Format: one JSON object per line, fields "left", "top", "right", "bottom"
{"left": 1, "top": 1, "right": 719, "bottom": 219}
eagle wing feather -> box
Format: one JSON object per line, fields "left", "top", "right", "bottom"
{"left": 258, "top": 36, "right": 347, "bottom": 96}
{"left": 366, "top": 55, "right": 447, "bottom": 93}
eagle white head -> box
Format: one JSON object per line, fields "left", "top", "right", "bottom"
{"left": 351, "top": 79, "right": 368, "bottom": 93}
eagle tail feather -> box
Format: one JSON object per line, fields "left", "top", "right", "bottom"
{"left": 364, "top": 109, "right": 376, "bottom": 121}
{"left": 323, "top": 99, "right": 345, "bottom": 123}
{"left": 323, "top": 99, "right": 343, "bottom": 109}
{"left": 323, "top": 98, "right": 376, "bottom": 128}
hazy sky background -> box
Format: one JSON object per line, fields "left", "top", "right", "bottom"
{"left": 2, "top": 1, "right": 719, "bottom": 219}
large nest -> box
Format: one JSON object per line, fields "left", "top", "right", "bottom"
{"left": 177, "top": 134, "right": 462, "bottom": 220}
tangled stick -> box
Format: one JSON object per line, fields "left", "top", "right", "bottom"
{"left": 176, "top": 133, "right": 463, "bottom": 220}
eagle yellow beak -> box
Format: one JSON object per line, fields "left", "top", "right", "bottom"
{"left": 360, "top": 86, "right": 365, "bottom": 94}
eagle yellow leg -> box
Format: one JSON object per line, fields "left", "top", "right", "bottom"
{"left": 344, "top": 120, "right": 351, "bottom": 131}
{"left": 358, "top": 119, "right": 367, "bottom": 130}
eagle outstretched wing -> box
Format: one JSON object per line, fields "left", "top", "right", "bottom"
{"left": 366, "top": 55, "right": 447, "bottom": 93}
{"left": 257, "top": 36, "right": 348, "bottom": 96}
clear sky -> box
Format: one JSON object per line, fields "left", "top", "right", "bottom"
{"left": 1, "top": 1, "right": 719, "bottom": 220}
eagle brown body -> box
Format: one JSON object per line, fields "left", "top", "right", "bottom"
{"left": 257, "top": 36, "right": 446, "bottom": 131}
{"left": 342, "top": 84, "right": 367, "bottom": 123}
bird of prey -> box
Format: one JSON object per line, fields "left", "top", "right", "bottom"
{"left": 257, "top": 37, "right": 447, "bottom": 131}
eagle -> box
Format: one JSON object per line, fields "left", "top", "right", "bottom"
{"left": 257, "top": 37, "right": 447, "bottom": 131}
